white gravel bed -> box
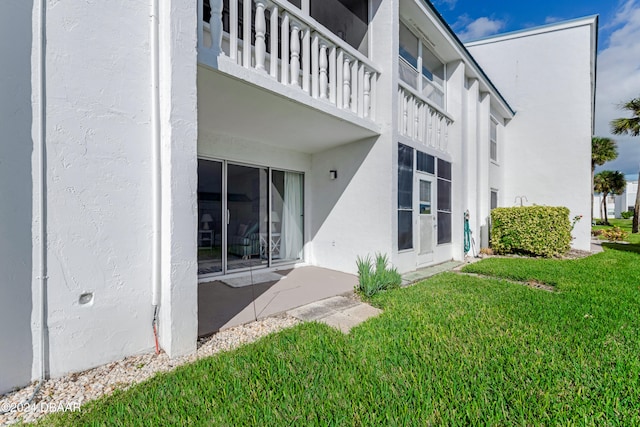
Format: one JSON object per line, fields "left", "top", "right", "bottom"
{"left": 0, "top": 315, "right": 300, "bottom": 426}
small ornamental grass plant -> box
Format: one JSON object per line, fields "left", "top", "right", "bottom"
{"left": 355, "top": 253, "right": 401, "bottom": 297}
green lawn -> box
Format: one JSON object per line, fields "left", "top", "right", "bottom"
{"left": 593, "top": 218, "right": 640, "bottom": 244}
{"left": 40, "top": 247, "right": 640, "bottom": 426}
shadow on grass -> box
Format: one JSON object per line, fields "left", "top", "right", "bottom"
{"left": 602, "top": 242, "right": 640, "bottom": 254}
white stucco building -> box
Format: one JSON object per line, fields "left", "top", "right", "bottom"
{"left": 0, "top": 0, "right": 597, "bottom": 394}
{"left": 593, "top": 176, "right": 638, "bottom": 220}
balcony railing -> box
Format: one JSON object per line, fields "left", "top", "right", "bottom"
{"left": 398, "top": 83, "right": 452, "bottom": 153}
{"left": 198, "top": 0, "right": 379, "bottom": 121}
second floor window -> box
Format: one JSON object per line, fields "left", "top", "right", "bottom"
{"left": 490, "top": 119, "right": 498, "bottom": 162}
{"left": 399, "top": 21, "right": 446, "bottom": 108}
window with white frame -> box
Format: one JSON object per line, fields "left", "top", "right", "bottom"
{"left": 399, "top": 21, "right": 446, "bottom": 108}
{"left": 490, "top": 189, "right": 498, "bottom": 210}
{"left": 490, "top": 119, "right": 498, "bottom": 162}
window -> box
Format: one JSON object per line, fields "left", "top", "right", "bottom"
{"left": 399, "top": 21, "right": 446, "bottom": 108}
{"left": 490, "top": 119, "right": 498, "bottom": 162}
{"left": 437, "top": 159, "right": 452, "bottom": 244}
{"left": 419, "top": 180, "right": 432, "bottom": 214}
{"left": 398, "top": 143, "right": 414, "bottom": 250}
{"left": 310, "top": 0, "right": 369, "bottom": 55}
{"left": 490, "top": 190, "right": 498, "bottom": 210}
{"left": 416, "top": 151, "right": 435, "bottom": 174}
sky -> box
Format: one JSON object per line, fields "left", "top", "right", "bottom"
{"left": 432, "top": 0, "right": 640, "bottom": 176}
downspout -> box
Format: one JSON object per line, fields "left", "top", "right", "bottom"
{"left": 151, "top": 0, "right": 162, "bottom": 353}
{"left": 37, "top": 0, "right": 48, "bottom": 390}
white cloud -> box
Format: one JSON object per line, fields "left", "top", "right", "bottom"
{"left": 595, "top": 0, "right": 640, "bottom": 175}
{"left": 544, "top": 16, "right": 562, "bottom": 24}
{"left": 434, "top": 0, "right": 458, "bottom": 11}
{"left": 457, "top": 17, "right": 505, "bottom": 41}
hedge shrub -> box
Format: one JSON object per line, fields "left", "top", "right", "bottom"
{"left": 491, "top": 206, "right": 571, "bottom": 257}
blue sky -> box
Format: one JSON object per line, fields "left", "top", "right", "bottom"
{"left": 432, "top": 0, "right": 640, "bottom": 176}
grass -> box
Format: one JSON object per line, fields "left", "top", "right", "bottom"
{"left": 39, "top": 246, "right": 640, "bottom": 426}
{"left": 593, "top": 218, "right": 640, "bottom": 244}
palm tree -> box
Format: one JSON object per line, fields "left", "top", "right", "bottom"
{"left": 594, "top": 170, "right": 626, "bottom": 225}
{"left": 591, "top": 137, "right": 617, "bottom": 222}
{"left": 611, "top": 96, "right": 640, "bottom": 232}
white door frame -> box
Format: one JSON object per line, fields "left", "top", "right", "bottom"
{"left": 415, "top": 171, "right": 436, "bottom": 266}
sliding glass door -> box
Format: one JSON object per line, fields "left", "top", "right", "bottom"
{"left": 198, "top": 159, "right": 304, "bottom": 276}
{"left": 197, "top": 160, "right": 223, "bottom": 275}
{"left": 226, "top": 164, "right": 268, "bottom": 271}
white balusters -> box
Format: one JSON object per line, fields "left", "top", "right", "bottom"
{"left": 302, "top": 28, "right": 311, "bottom": 93}
{"left": 281, "top": 13, "right": 290, "bottom": 85}
{"left": 229, "top": 0, "right": 238, "bottom": 61}
{"left": 414, "top": 100, "right": 420, "bottom": 139}
{"left": 402, "top": 94, "right": 408, "bottom": 135}
{"left": 290, "top": 22, "right": 301, "bottom": 87}
{"left": 319, "top": 43, "right": 328, "bottom": 100}
{"left": 242, "top": 0, "right": 251, "bottom": 68}
{"left": 254, "top": 0, "right": 267, "bottom": 71}
{"left": 329, "top": 47, "right": 337, "bottom": 104}
{"left": 269, "top": 4, "right": 279, "bottom": 78}
{"left": 311, "top": 34, "right": 319, "bottom": 98}
{"left": 209, "top": 0, "right": 224, "bottom": 56}
{"left": 342, "top": 56, "right": 351, "bottom": 110}
{"left": 198, "top": 0, "right": 378, "bottom": 120}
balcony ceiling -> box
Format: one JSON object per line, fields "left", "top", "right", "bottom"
{"left": 197, "top": 66, "right": 380, "bottom": 154}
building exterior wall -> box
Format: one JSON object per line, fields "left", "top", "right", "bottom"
{"left": 41, "top": 0, "right": 157, "bottom": 378}
{"left": 0, "top": 0, "right": 35, "bottom": 395}
{"left": 614, "top": 180, "right": 638, "bottom": 218}
{"left": 467, "top": 19, "right": 596, "bottom": 251}
{"left": 0, "top": 0, "right": 198, "bottom": 393}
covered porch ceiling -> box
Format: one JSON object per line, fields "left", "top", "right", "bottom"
{"left": 197, "top": 66, "right": 380, "bottom": 154}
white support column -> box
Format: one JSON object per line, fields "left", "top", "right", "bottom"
{"left": 158, "top": 0, "right": 198, "bottom": 359}
{"left": 269, "top": 4, "right": 279, "bottom": 78}
{"left": 290, "top": 22, "right": 301, "bottom": 87}
{"left": 229, "top": 0, "right": 238, "bottom": 61}
{"left": 242, "top": 0, "right": 252, "bottom": 68}
{"left": 302, "top": 27, "right": 310, "bottom": 93}
{"left": 280, "top": 13, "right": 290, "bottom": 84}
{"left": 311, "top": 34, "right": 319, "bottom": 99}
{"left": 254, "top": 0, "right": 267, "bottom": 70}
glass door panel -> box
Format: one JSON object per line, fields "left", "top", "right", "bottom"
{"left": 226, "top": 164, "right": 268, "bottom": 271}
{"left": 197, "top": 159, "right": 223, "bottom": 275}
{"left": 271, "top": 170, "right": 304, "bottom": 263}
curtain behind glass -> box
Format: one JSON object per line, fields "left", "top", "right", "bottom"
{"left": 281, "top": 172, "right": 303, "bottom": 260}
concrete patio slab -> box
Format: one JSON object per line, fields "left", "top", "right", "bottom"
{"left": 198, "top": 266, "right": 357, "bottom": 336}
{"left": 287, "top": 295, "right": 383, "bottom": 333}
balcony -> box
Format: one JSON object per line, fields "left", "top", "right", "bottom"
{"left": 197, "top": 0, "right": 381, "bottom": 150}
{"left": 398, "top": 83, "right": 452, "bottom": 153}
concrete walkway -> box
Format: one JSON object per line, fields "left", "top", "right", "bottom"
{"left": 287, "top": 295, "right": 382, "bottom": 333}
{"left": 401, "top": 260, "right": 464, "bottom": 286}
{"left": 591, "top": 239, "right": 604, "bottom": 254}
